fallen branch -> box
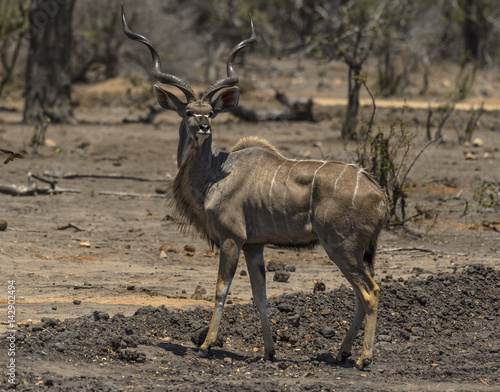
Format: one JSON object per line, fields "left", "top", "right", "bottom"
{"left": 232, "top": 91, "right": 315, "bottom": 122}
{"left": 0, "top": 172, "right": 80, "bottom": 196}
{"left": 122, "top": 104, "right": 162, "bottom": 124}
{"left": 98, "top": 191, "right": 166, "bottom": 198}
{"left": 30, "top": 173, "right": 57, "bottom": 189}
{"left": 57, "top": 223, "right": 85, "bottom": 232}
{"left": 378, "top": 247, "right": 437, "bottom": 254}
{"left": 0, "top": 183, "right": 80, "bottom": 196}
{"left": 43, "top": 171, "right": 171, "bottom": 182}
{"left": 378, "top": 247, "right": 468, "bottom": 256}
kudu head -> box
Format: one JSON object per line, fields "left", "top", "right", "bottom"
{"left": 121, "top": 5, "right": 256, "bottom": 146}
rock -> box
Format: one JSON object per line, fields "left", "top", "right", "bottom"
{"left": 472, "top": 137, "right": 484, "bottom": 147}
{"left": 273, "top": 270, "right": 290, "bottom": 283}
{"left": 184, "top": 244, "right": 196, "bottom": 253}
{"left": 240, "top": 270, "right": 247, "bottom": 276}
{"left": 79, "top": 241, "right": 91, "bottom": 248}
{"left": 160, "top": 244, "right": 177, "bottom": 253}
{"left": 191, "top": 285, "right": 207, "bottom": 300}
{"left": 0, "top": 219, "right": 7, "bottom": 231}
{"left": 267, "top": 260, "right": 285, "bottom": 272}
{"left": 93, "top": 311, "right": 110, "bottom": 321}
{"left": 464, "top": 151, "right": 477, "bottom": 160}
{"left": 73, "top": 299, "right": 82, "bottom": 305}
{"left": 155, "top": 185, "right": 169, "bottom": 194}
{"left": 17, "top": 319, "right": 33, "bottom": 328}
{"left": 313, "top": 281, "right": 326, "bottom": 292}
{"left": 45, "top": 139, "right": 57, "bottom": 147}
{"left": 159, "top": 250, "right": 168, "bottom": 258}
{"left": 285, "top": 265, "right": 296, "bottom": 272}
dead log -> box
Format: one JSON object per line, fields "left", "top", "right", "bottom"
{"left": 122, "top": 104, "right": 162, "bottom": 124}
{"left": 43, "top": 171, "right": 171, "bottom": 182}
{"left": 0, "top": 183, "right": 80, "bottom": 196}
{"left": 0, "top": 172, "right": 80, "bottom": 196}
{"left": 232, "top": 91, "right": 315, "bottom": 122}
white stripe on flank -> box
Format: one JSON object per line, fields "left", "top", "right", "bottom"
{"left": 282, "top": 160, "right": 301, "bottom": 232}
{"left": 334, "top": 165, "right": 348, "bottom": 191}
{"left": 352, "top": 169, "right": 362, "bottom": 207}
{"left": 269, "top": 162, "right": 285, "bottom": 228}
{"left": 307, "top": 161, "right": 327, "bottom": 228}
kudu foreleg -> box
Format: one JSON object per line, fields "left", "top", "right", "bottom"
{"left": 199, "top": 238, "right": 241, "bottom": 357}
{"left": 243, "top": 247, "right": 275, "bottom": 361}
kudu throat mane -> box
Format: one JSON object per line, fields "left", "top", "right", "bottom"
{"left": 169, "top": 136, "right": 285, "bottom": 247}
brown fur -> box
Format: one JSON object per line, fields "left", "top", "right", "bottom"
{"left": 168, "top": 148, "right": 215, "bottom": 246}
{"left": 230, "top": 136, "right": 283, "bottom": 157}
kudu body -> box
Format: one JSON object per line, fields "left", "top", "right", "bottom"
{"left": 122, "top": 6, "right": 387, "bottom": 369}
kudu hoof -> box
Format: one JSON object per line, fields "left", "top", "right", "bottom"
{"left": 356, "top": 358, "right": 372, "bottom": 370}
{"left": 197, "top": 348, "right": 210, "bottom": 358}
{"left": 264, "top": 350, "right": 275, "bottom": 362}
{"left": 336, "top": 351, "right": 351, "bottom": 363}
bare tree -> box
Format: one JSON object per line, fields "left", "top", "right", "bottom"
{"left": 329, "top": 1, "right": 388, "bottom": 140}
{"left": 0, "top": 0, "right": 29, "bottom": 97}
{"left": 24, "top": 0, "right": 75, "bottom": 124}
{"left": 71, "top": 0, "right": 125, "bottom": 83}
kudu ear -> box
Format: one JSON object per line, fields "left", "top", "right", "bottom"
{"left": 211, "top": 87, "right": 240, "bottom": 116}
{"left": 154, "top": 85, "right": 186, "bottom": 115}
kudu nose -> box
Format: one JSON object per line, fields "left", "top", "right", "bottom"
{"left": 199, "top": 124, "right": 211, "bottom": 134}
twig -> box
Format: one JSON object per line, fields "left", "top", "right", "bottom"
{"left": 378, "top": 247, "right": 437, "bottom": 254}
{"left": 482, "top": 222, "right": 499, "bottom": 232}
{"left": 98, "top": 191, "right": 166, "bottom": 198}
{"left": 378, "top": 247, "right": 468, "bottom": 256}
{"left": 400, "top": 135, "right": 441, "bottom": 187}
{"left": 43, "top": 171, "right": 171, "bottom": 182}
{"left": 58, "top": 223, "right": 84, "bottom": 232}
{"left": 29, "top": 172, "right": 57, "bottom": 189}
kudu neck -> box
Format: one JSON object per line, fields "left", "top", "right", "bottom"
{"left": 176, "top": 120, "right": 217, "bottom": 171}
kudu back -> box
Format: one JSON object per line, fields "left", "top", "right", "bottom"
{"left": 122, "top": 6, "right": 387, "bottom": 370}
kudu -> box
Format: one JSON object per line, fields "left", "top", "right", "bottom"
{"left": 122, "top": 6, "right": 387, "bottom": 370}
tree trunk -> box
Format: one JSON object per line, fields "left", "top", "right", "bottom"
{"left": 24, "top": 0, "right": 75, "bottom": 124}
{"left": 341, "top": 63, "right": 362, "bottom": 140}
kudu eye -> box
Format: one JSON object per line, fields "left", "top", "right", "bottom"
{"left": 185, "top": 110, "right": 194, "bottom": 118}
{"left": 208, "top": 111, "right": 214, "bottom": 118}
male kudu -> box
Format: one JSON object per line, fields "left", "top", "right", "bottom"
{"left": 122, "top": 6, "right": 387, "bottom": 369}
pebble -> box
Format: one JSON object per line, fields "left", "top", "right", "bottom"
{"left": 160, "top": 244, "right": 177, "bottom": 253}
{"left": 0, "top": 219, "right": 7, "bottom": 231}
{"left": 184, "top": 244, "right": 196, "bottom": 253}
{"left": 273, "top": 270, "right": 290, "bottom": 283}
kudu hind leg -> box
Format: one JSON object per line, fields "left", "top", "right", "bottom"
{"left": 324, "top": 246, "right": 380, "bottom": 369}
{"left": 337, "top": 291, "right": 365, "bottom": 363}
{"left": 243, "top": 247, "right": 275, "bottom": 361}
{"left": 199, "top": 238, "right": 241, "bottom": 356}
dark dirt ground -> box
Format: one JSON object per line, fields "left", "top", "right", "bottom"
{"left": 1, "top": 58, "right": 500, "bottom": 391}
